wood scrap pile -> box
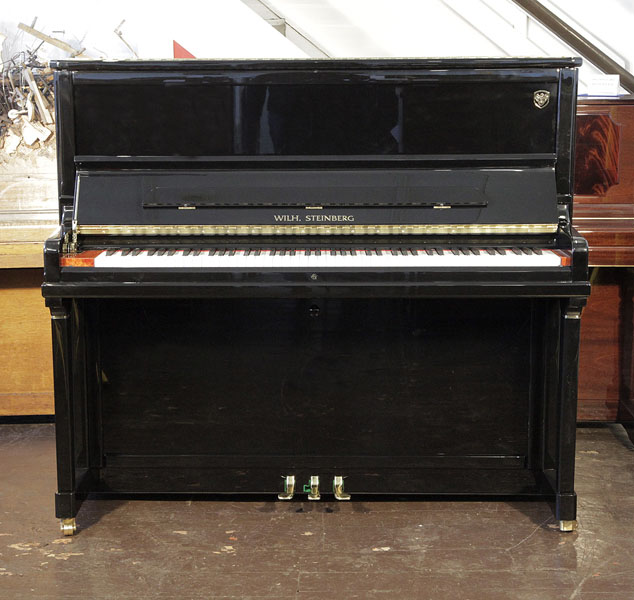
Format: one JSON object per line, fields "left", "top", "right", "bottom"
{"left": 1, "top": 53, "right": 55, "bottom": 157}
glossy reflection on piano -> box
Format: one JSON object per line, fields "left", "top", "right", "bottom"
{"left": 43, "top": 58, "right": 590, "bottom": 536}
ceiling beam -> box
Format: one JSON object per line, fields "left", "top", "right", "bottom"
{"left": 240, "top": 0, "right": 331, "bottom": 58}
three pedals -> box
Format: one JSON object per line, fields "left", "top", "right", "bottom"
{"left": 278, "top": 475, "right": 350, "bottom": 501}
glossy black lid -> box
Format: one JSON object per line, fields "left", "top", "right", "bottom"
{"left": 50, "top": 57, "right": 582, "bottom": 71}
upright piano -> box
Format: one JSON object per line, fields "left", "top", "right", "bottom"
{"left": 43, "top": 58, "right": 590, "bottom": 536}
{"left": 573, "top": 96, "right": 634, "bottom": 437}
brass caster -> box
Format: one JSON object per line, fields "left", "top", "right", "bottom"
{"left": 307, "top": 475, "right": 321, "bottom": 500}
{"left": 278, "top": 475, "right": 296, "bottom": 500}
{"left": 333, "top": 475, "right": 351, "bottom": 500}
{"left": 559, "top": 520, "right": 577, "bottom": 532}
{"left": 60, "top": 518, "right": 77, "bottom": 536}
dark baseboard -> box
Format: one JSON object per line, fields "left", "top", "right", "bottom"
{"left": 0, "top": 415, "right": 55, "bottom": 424}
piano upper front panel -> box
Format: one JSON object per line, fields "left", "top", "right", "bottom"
{"left": 71, "top": 69, "right": 559, "bottom": 158}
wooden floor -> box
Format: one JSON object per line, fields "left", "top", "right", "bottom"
{"left": 0, "top": 423, "right": 633, "bottom": 599}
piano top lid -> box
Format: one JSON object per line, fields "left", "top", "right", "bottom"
{"left": 50, "top": 57, "right": 583, "bottom": 72}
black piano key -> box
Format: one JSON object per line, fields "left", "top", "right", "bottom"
{"left": 147, "top": 248, "right": 157, "bottom": 256}
{"left": 217, "top": 249, "right": 226, "bottom": 256}
{"left": 459, "top": 248, "right": 469, "bottom": 255}
{"left": 315, "top": 249, "right": 321, "bottom": 256}
{"left": 410, "top": 249, "right": 418, "bottom": 255}
{"left": 435, "top": 248, "right": 444, "bottom": 255}
{"left": 280, "top": 249, "right": 286, "bottom": 256}
{"left": 425, "top": 248, "right": 434, "bottom": 256}
{"left": 486, "top": 248, "right": 496, "bottom": 256}
{"left": 131, "top": 248, "right": 141, "bottom": 256}
{"left": 451, "top": 249, "right": 460, "bottom": 256}
{"left": 399, "top": 248, "right": 407, "bottom": 255}
{"left": 365, "top": 249, "right": 373, "bottom": 256}
{"left": 374, "top": 249, "right": 381, "bottom": 255}
{"left": 270, "top": 248, "right": 276, "bottom": 256}
{"left": 121, "top": 248, "right": 132, "bottom": 256}
{"left": 391, "top": 249, "right": 399, "bottom": 256}
{"left": 350, "top": 249, "right": 357, "bottom": 256}
{"left": 245, "top": 249, "right": 251, "bottom": 256}
{"left": 183, "top": 249, "right": 192, "bottom": 256}
{"left": 496, "top": 248, "right": 506, "bottom": 255}
{"left": 304, "top": 249, "right": 310, "bottom": 256}
{"left": 290, "top": 249, "right": 296, "bottom": 256}
{"left": 254, "top": 249, "right": 260, "bottom": 256}
{"left": 167, "top": 249, "right": 176, "bottom": 256}
{"left": 511, "top": 248, "right": 522, "bottom": 255}
{"left": 533, "top": 248, "right": 543, "bottom": 255}
{"left": 106, "top": 248, "right": 117, "bottom": 256}
{"left": 472, "top": 248, "right": 480, "bottom": 255}
{"left": 157, "top": 248, "right": 167, "bottom": 256}
{"left": 522, "top": 248, "right": 533, "bottom": 255}
{"left": 192, "top": 249, "right": 201, "bottom": 256}
{"left": 228, "top": 249, "right": 236, "bottom": 256}
{"left": 330, "top": 249, "right": 337, "bottom": 256}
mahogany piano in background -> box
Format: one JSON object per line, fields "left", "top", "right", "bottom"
{"left": 43, "top": 58, "right": 590, "bottom": 536}
{"left": 574, "top": 96, "right": 634, "bottom": 437}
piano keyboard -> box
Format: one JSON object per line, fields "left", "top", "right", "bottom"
{"left": 61, "top": 247, "right": 571, "bottom": 268}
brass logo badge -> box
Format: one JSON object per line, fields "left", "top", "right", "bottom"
{"left": 533, "top": 90, "right": 551, "bottom": 109}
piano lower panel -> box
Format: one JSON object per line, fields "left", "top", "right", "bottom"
{"left": 62, "top": 296, "right": 569, "bottom": 500}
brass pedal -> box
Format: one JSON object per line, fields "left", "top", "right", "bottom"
{"left": 333, "top": 475, "right": 351, "bottom": 500}
{"left": 278, "top": 475, "right": 296, "bottom": 500}
{"left": 306, "top": 475, "right": 321, "bottom": 500}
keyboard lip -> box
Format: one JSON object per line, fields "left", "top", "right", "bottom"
{"left": 61, "top": 266, "right": 577, "bottom": 286}
{"left": 48, "top": 271, "right": 587, "bottom": 297}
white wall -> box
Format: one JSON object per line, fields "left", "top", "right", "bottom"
{"left": 0, "top": 0, "right": 306, "bottom": 63}
{"left": 1, "top": 0, "right": 632, "bottom": 94}
{"left": 265, "top": 0, "right": 634, "bottom": 93}
{"left": 544, "top": 0, "right": 633, "bottom": 70}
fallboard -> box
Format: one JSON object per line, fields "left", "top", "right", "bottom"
{"left": 74, "top": 167, "right": 559, "bottom": 236}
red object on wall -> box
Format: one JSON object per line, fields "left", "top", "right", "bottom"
{"left": 173, "top": 41, "right": 196, "bottom": 59}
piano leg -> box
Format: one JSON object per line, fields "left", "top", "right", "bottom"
{"left": 555, "top": 298, "right": 586, "bottom": 531}
{"left": 617, "top": 268, "right": 634, "bottom": 443}
{"left": 49, "top": 299, "right": 81, "bottom": 535}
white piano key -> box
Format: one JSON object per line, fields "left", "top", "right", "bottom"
{"left": 90, "top": 248, "right": 566, "bottom": 269}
